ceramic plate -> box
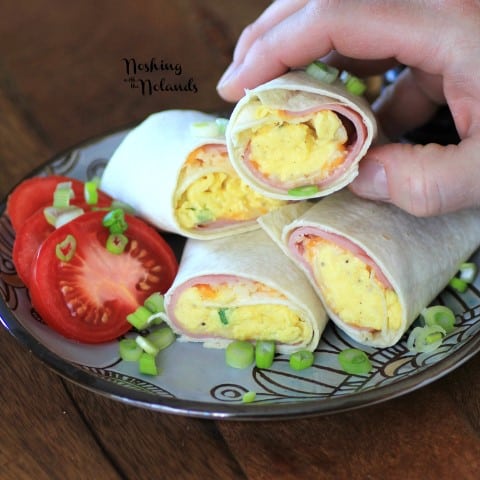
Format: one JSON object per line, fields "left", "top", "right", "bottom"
{"left": 1, "top": 128, "right": 479, "bottom": 420}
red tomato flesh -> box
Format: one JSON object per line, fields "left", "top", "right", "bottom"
{"left": 7, "top": 175, "right": 113, "bottom": 232}
{"left": 29, "top": 210, "right": 178, "bottom": 343}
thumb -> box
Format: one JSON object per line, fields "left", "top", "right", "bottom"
{"left": 349, "top": 138, "right": 480, "bottom": 216}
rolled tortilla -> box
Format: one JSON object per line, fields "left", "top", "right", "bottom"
{"left": 259, "top": 190, "right": 480, "bottom": 347}
{"left": 101, "top": 110, "right": 286, "bottom": 239}
{"left": 160, "top": 228, "right": 327, "bottom": 353}
{"left": 226, "top": 70, "right": 377, "bottom": 200}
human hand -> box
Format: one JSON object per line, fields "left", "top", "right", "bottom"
{"left": 217, "top": 0, "right": 480, "bottom": 216}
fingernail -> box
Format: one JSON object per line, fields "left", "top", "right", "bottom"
{"left": 217, "top": 62, "right": 237, "bottom": 91}
{"left": 351, "top": 158, "right": 390, "bottom": 201}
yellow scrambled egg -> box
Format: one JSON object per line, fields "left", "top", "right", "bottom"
{"left": 175, "top": 145, "right": 285, "bottom": 229}
{"left": 240, "top": 107, "right": 348, "bottom": 186}
{"left": 303, "top": 238, "right": 402, "bottom": 332}
{"left": 173, "top": 280, "right": 312, "bottom": 344}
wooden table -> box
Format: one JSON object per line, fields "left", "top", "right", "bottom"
{"left": 1, "top": 2, "right": 480, "bottom": 479}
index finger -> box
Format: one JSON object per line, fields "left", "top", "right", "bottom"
{"left": 217, "top": 0, "right": 452, "bottom": 101}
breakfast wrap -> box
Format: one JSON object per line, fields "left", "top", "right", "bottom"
{"left": 225, "top": 70, "right": 377, "bottom": 201}
{"left": 160, "top": 228, "right": 327, "bottom": 353}
{"left": 101, "top": 109, "right": 286, "bottom": 239}
{"left": 259, "top": 190, "right": 480, "bottom": 347}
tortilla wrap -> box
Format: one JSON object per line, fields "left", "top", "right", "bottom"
{"left": 226, "top": 70, "right": 377, "bottom": 201}
{"left": 101, "top": 109, "right": 286, "bottom": 239}
{"left": 259, "top": 190, "right": 480, "bottom": 347}
{"left": 160, "top": 228, "right": 327, "bottom": 353}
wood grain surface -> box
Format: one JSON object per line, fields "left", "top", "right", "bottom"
{"left": 1, "top": 2, "right": 479, "bottom": 479}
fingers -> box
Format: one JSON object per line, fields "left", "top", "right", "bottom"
{"left": 349, "top": 137, "right": 480, "bottom": 216}
{"left": 373, "top": 68, "right": 445, "bottom": 139}
{"left": 217, "top": 0, "right": 450, "bottom": 101}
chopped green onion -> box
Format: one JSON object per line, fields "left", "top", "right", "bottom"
{"left": 190, "top": 121, "right": 223, "bottom": 138}
{"left": 458, "top": 262, "right": 477, "bottom": 283}
{"left": 242, "top": 391, "right": 257, "bottom": 403}
{"left": 53, "top": 181, "right": 75, "bottom": 208}
{"left": 118, "top": 338, "right": 143, "bottom": 362}
{"left": 340, "top": 71, "right": 367, "bottom": 96}
{"left": 289, "top": 350, "right": 315, "bottom": 371}
{"left": 196, "top": 208, "right": 215, "bottom": 224}
{"left": 135, "top": 335, "right": 160, "bottom": 356}
{"left": 305, "top": 61, "right": 339, "bottom": 84}
{"left": 102, "top": 208, "right": 128, "bottom": 234}
{"left": 218, "top": 308, "right": 229, "bottom": 325}
{"left": 106, "top": 233, "right": 128, "bottom": 254}
{"left": 144, "top": 292, "right": 165, "bottom": 314}
{"left": 255, "top": 340, "right": 275, "bottom": 369}
{"left": 44, "top": 206, "right": 84, "bottom": 228}
{"left": 55, "top": 234, "right": 77, "bottom": 262}
{"left": 138, "top": 352, "right": 159, "bottom": 376}
{"left": 84, "top": 181, "right": 99, "bottom": 205}
{"left": 338, "top": 348, "right": 372, "bottom": 375}
{"left": 126, "top": 306, "right": 152, "bottom": 330}
{"left": 449, "top": 276, "right": 468, "bottom": 293}
{"left": 146, "top": 326, "right": 176, "bottom": 351}
{"left": 225, "top": 341, "right": 255, "bottom": 369}
{"left": 421, "top": 305, "right": 455, "bottom": 334}
{"left": 215, "top": 117, "right": 229, "bottom": 134}
{"left": 287, "top": 185, "right": 320, "bottom": 197}
{"left": 407, "top": 325, "right": 446, "bottom": 353}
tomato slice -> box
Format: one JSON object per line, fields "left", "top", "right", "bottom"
{"left": 7, "top": 175, "right": 113, "bottom": 232}
{"left": 29, "top": 211, "right": 178, "bottom": 343}
{"left": 12, "top": 209, "right": 54, "bottom": 286}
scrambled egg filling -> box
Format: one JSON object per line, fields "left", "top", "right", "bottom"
{"left": 303, "top": 238, "right": 402, "bottom": 332}
{"left": 241, "top": 107, "right": 348, "bottom": 186}
{"left": 175, "top": 145, "right": 285, "bottom": 229}
{"left": 173, "top": 280, "right": 312, "bottom": 344}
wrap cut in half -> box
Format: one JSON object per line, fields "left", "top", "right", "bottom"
{"left": 160, "top": 228, "right": 327, "bottom": 354}
{"left": 259, "top": 190, "right": 480, "bottom": 347}
{"left": 101, "top": 110, "right": 287, "bottom": 239}
{"left": 225, "top": 70, "right": 377, "bottom": 201}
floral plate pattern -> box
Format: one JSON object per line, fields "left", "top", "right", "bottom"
{"left": 1, "top": 128, "right": 479, "bottom": 420}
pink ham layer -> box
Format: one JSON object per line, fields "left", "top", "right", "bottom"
{"left": 242, "top": 104, "right": 367, "bottom": 191}
{"left": 165, "top": 274, "right": 241, "bottom": 338}
{"left": 288, "top": 227, "right": 393, "bottom": 289}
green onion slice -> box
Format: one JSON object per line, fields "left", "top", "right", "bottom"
{"left": 407, "top": 325, "right": 446, "bottom": 353}
{"left": 305, "top": 61, "right": 339, "bottom": 84}
{"left": 119, "top": 338, "right": 143, "bottom": 362}
{"left": 126, "top": 306, "right": 152, "bottom": 330}
{"left": 55, "top": 234, "right": 77, "bottom": 262}
{"left": 106, "top": 233, "right": 128, "bottom": 255}
{"left": 287, "top": 185, "right": 320, "bottom": 197}
{"left": 449, "top": 276, "right": 468, "bottom": 293}
{"left": 255, "top": 340, "right": 275, "bottom": 369}
{"left": 225, "top": 341, "right": 255, "bottom": 369}
{"left": 218, "top": 308, "right": 229, "bottom": 325}
{"left": 84, "top": 180, "right": 99, "bottom": 205}
{"left": 459, "top": 262, "right": 477, "bottom": 283}
{"left": 53, "top": 181, "right": 75, "bottom": 208}
{"left": 102, "top": 208, "right": 128, "bottom": 234}
{"left": 340, "top": 71, "right": 367, "bottom": 96}
{"left": 135, "top": 335, "right": 160, "bottom": 356}
{"left": 144, "top": 292, "right": 165, "bottom": 314}
{"left": 138, "top": 352, "right": 159, "bottom": 376}
{"left": 289, "top": 350, "right": 315, "bottom": 371}
{"left": 338, "top": 348, "right": 372, "bottom": 375}
{"left": 146, "top": 326, "right": 176, "bottom": 351}
{"left": 421, "top": 305, "right": 455, "bottom": 334}
{"left": 44, "top": 206, "right": 84, "bottom": 228}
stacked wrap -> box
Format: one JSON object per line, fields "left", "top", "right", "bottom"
{"left": 160, "top": 228, "right": 328, "bottom": 353}
{"left": 226, "top": 71, "right": 377, "bottom": 200}
{"left": 260, "top": 190, "right": 480, "bottom": 347}
{"left": 101, "top": 109, "right": 286, "bottom": 239}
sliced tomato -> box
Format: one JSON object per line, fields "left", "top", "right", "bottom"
{"left": 29, "top": 211, "right": 178, "bottom": 343}
{"left": 7, "top": 175, "right": 113, "bottom": 232}
{"left": 12, "top": 209, "right": 55, "bottom": 286}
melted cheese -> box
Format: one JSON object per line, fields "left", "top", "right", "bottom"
{"left": 173, "top": 280, "right": 312, "bottom": 344}
{"left": 175, "top": 145, "right": 285, "bottom": 229}
{"left": 304, "top": 238, "right": 402, "bottom": 332}
{"left": 242, "top": 108, "right": 348, "bottom": 186}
